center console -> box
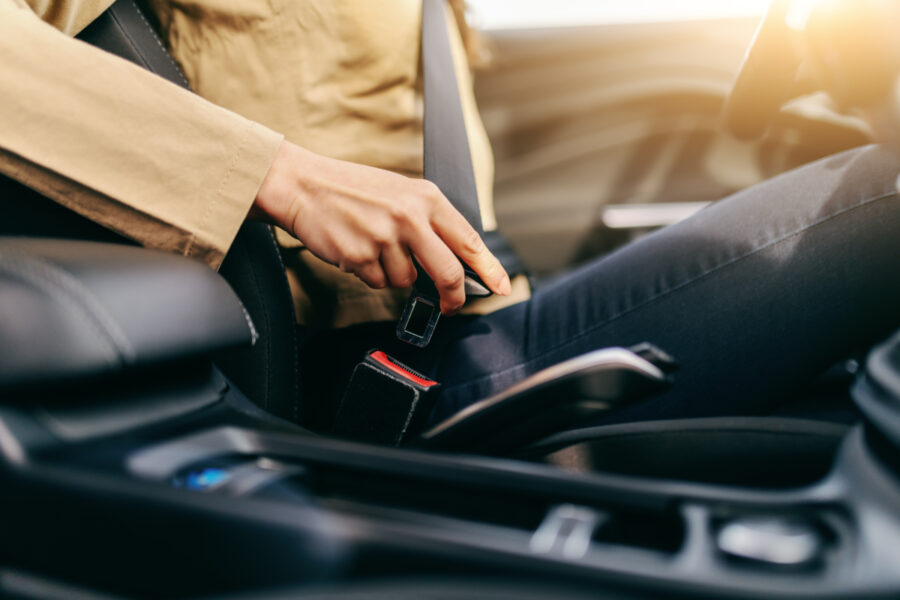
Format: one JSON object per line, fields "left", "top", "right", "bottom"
{"left": 1, "top": 354, "right": 899, "bottom": 599}
{"left": 2, "top": 240, "right": 900, "bottom": 599}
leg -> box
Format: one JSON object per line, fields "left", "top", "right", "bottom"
{"left": 430, "top": 145, "right": 900, "bottom": 424}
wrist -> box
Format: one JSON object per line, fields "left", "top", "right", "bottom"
{"left": 252, "top": 140, "right": 308, "bottom": 231}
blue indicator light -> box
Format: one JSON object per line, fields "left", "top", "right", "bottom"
{"left": 184, "top": 467, "right": 230, "bottom": 491}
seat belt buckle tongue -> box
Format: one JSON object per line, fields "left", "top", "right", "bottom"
{"left": 396, "top": 261, "right": 491, "bottom": 348}
{"left": 396, "top": 284, "right": 441, "bottom": 348}
{"left": 333, "top": 350, "right": 441, "bottom": 446}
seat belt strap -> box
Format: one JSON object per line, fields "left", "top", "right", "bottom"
{"left": 397, "top": 0, "right": 525, "bottom": 347}
{"left": 421, "top": 0, "right": 483, "bottom": 234}
{"left": 422, "top": 0, "right": 527, "bottom": 275}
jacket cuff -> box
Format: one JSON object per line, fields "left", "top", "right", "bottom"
{"left": 185, "top": 124, "right": 284, "bottom": 270}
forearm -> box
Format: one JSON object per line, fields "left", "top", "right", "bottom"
{"left": 0, "top": 0, "right": 283, "bottom": 269}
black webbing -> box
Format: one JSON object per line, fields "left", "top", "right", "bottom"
{"left": 421, "top": 0, "right": 525, "bottom": 276}
{"left": 422, "top": 0, "right": 483, "bottom": 234}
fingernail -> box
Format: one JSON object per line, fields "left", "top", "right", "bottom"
{"left": 498, "top": 275, "right": 512, "bottom": 296}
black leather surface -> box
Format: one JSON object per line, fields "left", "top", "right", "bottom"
{"left": 215, "top": 224, "right": 300, "bottom": 422}
{"left": 77, "top": 0, "right": 190, "bottom": 89}
{"left": 0, "top": 239, "right": 255, "bottom": 391}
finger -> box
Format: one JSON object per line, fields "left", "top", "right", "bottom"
{"left": 380, "top": 244, "right": 417, "bottom": 288}
{"left": 408, "top": 230, "right": 466, "bottom": 315}
{"left": 431, "top": 202, "right": 511, "bottom": 296}
{"left": 353, "top": 261, "right": 388, "bottom": 290}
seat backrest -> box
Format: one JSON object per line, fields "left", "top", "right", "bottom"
{"left": 0, "top": 0, "right": 300, "bottom": 422}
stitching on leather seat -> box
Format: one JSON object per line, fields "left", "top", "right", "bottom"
{"left": 234, "top": 295, "right": 259, "bottom": 345}
{"left": 121, "top": 0, "right": 191, "bottom": 89}
{"left": 264, "top": 225, "right": 301, "bottom": 422}
{"left": 237, "top": 239, "right": 270, "bottom": 410}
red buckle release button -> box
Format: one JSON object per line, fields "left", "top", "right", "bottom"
{"left": 369, "top": 351, "right": 438, "bottom": 388}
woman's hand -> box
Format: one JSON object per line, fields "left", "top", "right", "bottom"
{"left": 252, "top": 141, "right": 511, "bottom": 315}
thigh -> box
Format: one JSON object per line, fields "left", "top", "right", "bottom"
{"left": 432, "top": 145, "right": 900, "bottom": 423}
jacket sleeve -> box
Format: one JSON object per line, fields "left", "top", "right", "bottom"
{"left": 23, "top": 0, "right": 112, "bottom": 35}
{"left": 0, "top": 0, "right": 284, "bottom": 269}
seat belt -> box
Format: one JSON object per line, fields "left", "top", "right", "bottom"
{"left": 422, "top": 0, "right": 483, "bottom": 238}
{"left": 396, "top": 0, "right": 526, "bottom": 347}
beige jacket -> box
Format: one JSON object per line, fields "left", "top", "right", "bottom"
{"left": 2, "top": 0, "right": 527, "bottom": 326}
{"left": 1, "top": 0, "right": 283, "bottom": 269}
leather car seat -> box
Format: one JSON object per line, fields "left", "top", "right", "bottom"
{"left": 0, "top": 0, "right": 301, "bottom": 423}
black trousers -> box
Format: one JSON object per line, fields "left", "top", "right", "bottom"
{"left": 300, "top": 145, "right": 900, "bottom": 429}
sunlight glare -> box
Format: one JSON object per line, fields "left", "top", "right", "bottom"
{"left": 467, "top": 0, "right": 774, "bottom": 31}
{"left": 785, "top": 0, "right": 821, "bottom": 31}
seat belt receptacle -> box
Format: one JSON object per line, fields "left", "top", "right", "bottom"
{"left": 332, "top": 350, "right": 441, "bottom": 446}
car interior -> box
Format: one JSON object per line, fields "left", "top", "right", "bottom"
{"left": 1, "top": 1, "right": 900, "bottom": 598}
